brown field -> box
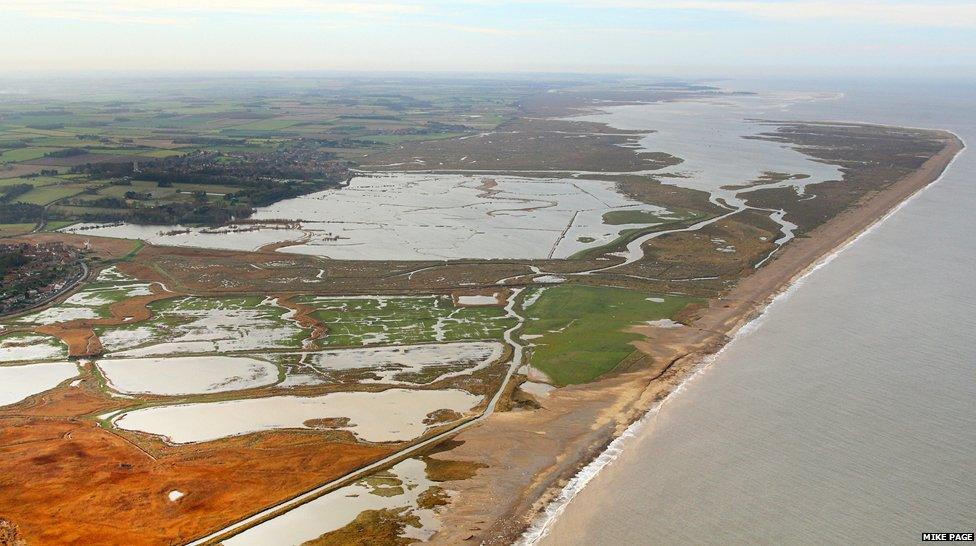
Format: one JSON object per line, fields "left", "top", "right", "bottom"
{"left": 0, "top": 163, "right": 59, "bottom": 178}
{"left": 0, "top": 382, "right": 391, "bottom": 546}
{"left": 114, "top": 243, "right": 608, "bottom": 296}
{"left": 615, "top": 209, "right": 783, "bottom": 282}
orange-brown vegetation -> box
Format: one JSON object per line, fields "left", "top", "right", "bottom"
{"left": 34, "top": 283, "right": 178, "bottom": 357}
{"left": 0, "top": 517, "right": 27, "bottom": 546}
{"left": 275, "top": 294, "right": 328, "bottom": 343}
{"left": 0, "top": 383, "right": 391, "bottom": 546}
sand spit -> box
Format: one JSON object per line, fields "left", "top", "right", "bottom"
{"left": 425, "top": 132, "right": 964, "bottom": 545}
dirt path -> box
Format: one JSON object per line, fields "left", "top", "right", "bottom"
{"left": 35, "top": 281, "right": 179, "bottom": 357}
{"left": 272, "top": 294, "right": 328, "bottom": 347}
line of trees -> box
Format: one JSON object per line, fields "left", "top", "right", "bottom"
{"left": 0, "top": 184, "right": 33, "bottom": 203}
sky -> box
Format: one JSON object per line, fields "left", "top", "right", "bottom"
{"left": 0, "top": 1, "right": 973, "bottom": 76}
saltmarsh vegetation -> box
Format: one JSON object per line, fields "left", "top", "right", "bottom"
{"left": 13, "top": 276, "right": 154, "bottom": 325}
{"left": 296, "top": 295, "right": 514, "bottom": 347}
{"left": 520, "top": 285, "right": 697, "bottom": 386}
{"left": 99, "top": 295, "right": 308, "bottom": 356}
{"left": 0, "top": 331, "right": 67, "bottom": 362}
{"left": 601, "top": 206, "right": 699, "bottom": 226}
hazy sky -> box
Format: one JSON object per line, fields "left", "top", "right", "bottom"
{"left": 1, "top": 1, "right": 973, "bottom": 75}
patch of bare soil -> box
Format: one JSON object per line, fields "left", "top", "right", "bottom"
{"left": 274, "top": 293, "right": 328, "bottom": 344}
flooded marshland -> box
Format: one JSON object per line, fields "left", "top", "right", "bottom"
{"left": 0, "top": 361, "right": 78, "bottom": 407}
{"left": 110, "top": 388, "right": 482, "bottom": 444}
{"left": 225, "top": 458, "right": 448, "bottom": 546}
{"left": 96, "top": 355, "right": 278, "bottom": 396}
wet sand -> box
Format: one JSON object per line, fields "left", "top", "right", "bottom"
{"left": 426, "top": 130, "right": 964, "bottom": 545}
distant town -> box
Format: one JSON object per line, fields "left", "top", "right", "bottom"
{"left": 0, "top": 241, "right": 87, "bottom": 316}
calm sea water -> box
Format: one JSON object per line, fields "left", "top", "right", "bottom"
{"left": 537, "top": 78, "right": 976, "bottom": 545}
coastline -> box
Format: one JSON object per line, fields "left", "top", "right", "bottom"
{"left": 426, "top": 129, "right": 965, "bottom": 545}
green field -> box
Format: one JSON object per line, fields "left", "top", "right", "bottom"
{"left": 95, "top": 180, "right": 174, "bottom": 198}
{"left": 520, "top": 285, "right": 696, "bottom": 386}
{"left": 16, "top": 184, "right": 88, "bottom": 205}
{"left": 223, "top": 118, "right": 303, "bottom": 132}
{"left": 0, "top": 147, "right": 61, "bottom": 163}
{"left": 602, "top": 207, "right": 701, "bottom": 226}
{"left": 42, "top": 220, "right": 77, "bottom": 231}
{"left": 0, "top": 175, "right": 62, "bottom": 188}
{"left": 141, "top": 149, "right": 186, "bottom": 158}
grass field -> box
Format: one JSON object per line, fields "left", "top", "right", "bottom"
{"left": 42, "top": 220, "right": 77, "bottom": 231}
{"left": 222, "top": 118, "right": 303, "bottom": 132}
{"left": 602, "top": 209, "right": 671, "bottom": 225}
{"left": 521, "top": 285, "right": 697, "bottom": 386}
{"left": 0, "top": 176, "right": 63, "bottom": 189}
{"left": 16, "top": 184, "right": 89, "bottom": 205}
{"left": 95, "top": 180, "right": 174, "bottom": 199}
{"left": 0, "top": 147, "right": 62, "bottom": 163}
{"left": 141, "top": 149, "right": 186, "bottom": 158}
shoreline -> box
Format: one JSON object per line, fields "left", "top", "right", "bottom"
{"left": 426, "top": 129, "right": 965, "bottom": 545}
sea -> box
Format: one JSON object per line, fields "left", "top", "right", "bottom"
{"left": 532, "top": 77, "right": 976, "bottom": 545}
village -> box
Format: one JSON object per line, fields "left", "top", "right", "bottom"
{"left": 0, "top": 241, "right": 87, "bottom": 316}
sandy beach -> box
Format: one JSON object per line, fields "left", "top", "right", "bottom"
{"left": 426, "top": 129, "right": 965, "bottom": 545}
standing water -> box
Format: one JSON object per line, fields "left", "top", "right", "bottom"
{"left": 535, "top": 78, "right": 976, "bottom": 545}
